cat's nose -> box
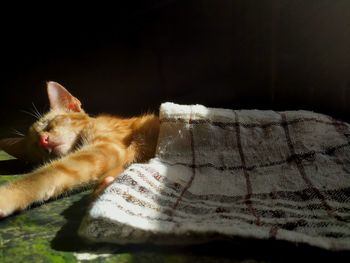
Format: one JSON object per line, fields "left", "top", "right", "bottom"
{"left": 39, "top": 134, "right": 50, "bottom": 148}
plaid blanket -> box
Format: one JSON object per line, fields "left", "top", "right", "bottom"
{"left": 79, "top": 103, "right": 350, "bottom": 250}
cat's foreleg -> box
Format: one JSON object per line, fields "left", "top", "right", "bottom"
{"left": 0, "top": 143, "right": 127, "bottom": 218}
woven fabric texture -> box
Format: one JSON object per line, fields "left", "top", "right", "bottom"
{"left": 79, "top": 103, "right": 350, "bottom": 250}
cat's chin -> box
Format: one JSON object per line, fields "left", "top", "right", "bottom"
{"left": 50, "top": 144, "right": 70, "bottom": 157}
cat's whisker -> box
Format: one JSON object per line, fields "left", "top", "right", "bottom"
{"left": 11, "top": 128, "right": 25, "bottom": 137}
{"left": 31, "top": 108, "right": 41, "bottom": 119}
{"left": 6, "top": 139, "right": 17, "bottom": 145}
{"left": 20, "top": 109, "right": 40, "bottom": 120}
{"left": 31, "top": 102, "right": 43, "bottom": 119}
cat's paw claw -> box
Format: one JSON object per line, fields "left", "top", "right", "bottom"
{"left": 94, "top": 176, "right": 115, "bottom": 197}
{"left": 102, "top": 176, "right": 115, "bottom": 186}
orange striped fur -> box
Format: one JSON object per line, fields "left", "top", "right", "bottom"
{"left": 0, "top": 82, "right": 159, "bottom": 218}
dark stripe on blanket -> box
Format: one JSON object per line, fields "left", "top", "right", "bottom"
{"left": 269, "top": 225, "right": 279, "bottom": 239}
{"left": 172, "top": 107, "right": 197, "bottom": 211}
{"left": 117, "top": 170, "right": 350, "bottom": 208}
{"left": 115, "top": 171, "right": 350, "bottom": 223}
{"left": 329, "top": 115, "right": 350, "bottom": 144}
{"left": 280, "top": 113, "right": 343, "bottom": 222}
{"left": 234, "top": 111, "right": 261, "bottom": 226}
{"left": 107, "top": 177, "right": 350, "bottom": 222}
{"left": 158, "top": 141, "right": 350, "bottom": 172}
{"left": 160, "top": 117, "right": 349, "bottom": 129}
{"left": 106, "top": 166, "right": 350, "bottom": 238}
{"left": 181, "top": 187, "right": 350, "bottom": 206}
{"left": 98, "top": 192, "right": 350, "bottom": 236}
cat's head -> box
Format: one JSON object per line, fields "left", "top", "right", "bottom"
{"left": 0, "top": 82, "right": 90, "bottom": 163}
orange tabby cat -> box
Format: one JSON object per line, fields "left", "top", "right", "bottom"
{"left": 0, "top": 82, "right": 159, "bottom": 218}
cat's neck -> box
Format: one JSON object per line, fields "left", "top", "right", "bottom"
{"left": 85, "top": 114, "right": 160, "bottom": 161}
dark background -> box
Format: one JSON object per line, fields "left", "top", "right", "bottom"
{"left": 0, "top": 2, "right": 349, "bottom": 260}
{"left": 0, "top": 0, "right": 349, "bottom": 125}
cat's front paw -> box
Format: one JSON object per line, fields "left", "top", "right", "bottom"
{"left": 0, "top": 201, "right": 14, "bottom": 219}
{"left": 0, "top": 208, "right": 11, "bottom": 219}
{"left": 0, "top": 187, "right": 21, "bottom": 218}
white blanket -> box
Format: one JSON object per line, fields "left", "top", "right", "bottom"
{"left": 79, "top": 103, "right": 350, "bottom": 250}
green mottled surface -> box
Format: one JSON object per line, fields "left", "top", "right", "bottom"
{"left": 0, "top": 151, "right": 348, "bottom": 263}
{"left": 0, "top": 151, "right": 136, "bottom": 262}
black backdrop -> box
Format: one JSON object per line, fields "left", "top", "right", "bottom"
{"left": 0, "top": 0, "right": 349, "bottom": 122}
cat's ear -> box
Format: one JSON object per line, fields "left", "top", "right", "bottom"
{"left": 0, "top": 138, "right": 28, "bottom": 160}
{"left": 47, "top": 81, "right": 83, "bottom": 112}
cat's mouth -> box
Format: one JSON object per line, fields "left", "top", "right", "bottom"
{"left": 40, "top": 141, "right": 66, "bottom": 156}
{"left": 50, "top": 144, "right": 69, "bottom": 156}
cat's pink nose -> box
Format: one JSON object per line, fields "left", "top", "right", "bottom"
{"left": 39, "top": 134, "right": 50, "bottom": 148}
